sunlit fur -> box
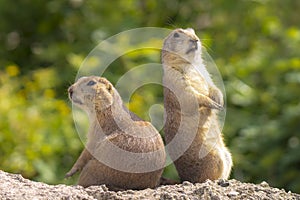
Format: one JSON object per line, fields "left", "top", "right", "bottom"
{"left": 162, "top": 28, "right": 232, "bottom": 183}
{"left": 66, "top": 76, "right": 166, "bottom": 190}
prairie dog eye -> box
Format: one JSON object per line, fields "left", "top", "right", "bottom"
{"left": 173, "top": 32, "right": 180, "bottom": 38}
{"left": 87, "top": 80, "right": 96, "bottom": 86}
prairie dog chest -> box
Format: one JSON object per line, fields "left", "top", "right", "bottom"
{"left": 163, "top": 66, "right": 210, "bottom": 97}
{"left": 184, "top": 67, "right": 210, "bottom": 96}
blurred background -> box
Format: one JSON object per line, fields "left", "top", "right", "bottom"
{"left": 0, "top": 0, "right": 299, "bottom": 193}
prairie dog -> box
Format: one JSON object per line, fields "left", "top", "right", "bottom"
{"left": 162, "top": 28, "right": 232, "bottom": 183}
{"left": 65, "top": 76, "right": 166, "bottom": 190}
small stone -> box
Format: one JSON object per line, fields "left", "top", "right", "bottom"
{"left": 260, "top": 181, "right": 269, "bottom": 187}
{"left": 182, "top": 181, "right": 192, "bottom": 186}
{"left": 193, "top": 187, "right": 205, "bottom": 195}
{"left": 217, "top": 179, "right": 230, "bottom": 187}
{"left": 125, "top": 190, "right": 135, "bottom": 194}
{"left": 227, "top": 190, "right": 239, "bottom": 197}
{"left": 160, "top": 192, "right": 173, "bottom": 200}
{"left": 210, "top": 195, "right": 220, "bottom": 200}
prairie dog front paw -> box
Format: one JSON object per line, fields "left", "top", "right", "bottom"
{"left": 209, "top": 87, "right": 224, "bottom": 108}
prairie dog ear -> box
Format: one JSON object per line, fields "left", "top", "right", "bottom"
{"left": 96, "top": 87, "right": 113, "bottom": 109}
{"left": 98, "top": 77, "right": 113, "bottom": 93}
{"left": 106, "top": 82, "right": 113, "bottom": 93}
{"left": 186, "top": 28, "right": 195, "bottom": 34}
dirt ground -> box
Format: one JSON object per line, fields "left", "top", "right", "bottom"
{"left": 0, "top": 170, "right": 299, "bottom": 200}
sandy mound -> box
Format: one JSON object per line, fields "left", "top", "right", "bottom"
{"left": 0, "top": 170, "right": 298, "bottom": 200}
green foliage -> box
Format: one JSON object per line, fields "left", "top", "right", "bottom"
{"left": 0, "top": 0, "right": 299, "bottom": 193}
{"left": 0, "top": 67, "right": 81, "bottom": 184}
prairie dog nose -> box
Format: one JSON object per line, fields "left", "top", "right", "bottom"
{"left": 68, "top": 86, "right": 74, "bottom": 98}
{"left": 189, "top": 39, "right": 198, "bottom": 49}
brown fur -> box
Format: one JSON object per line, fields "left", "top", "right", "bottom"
{"left": 65, "top": 76, "right": 166, "bottom": 190}
{"left": 162, "top": 28, "right": 232, "bottom": 183}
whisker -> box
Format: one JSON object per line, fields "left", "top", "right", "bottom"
{"left": 165, "top": 17, "right": 177, "bottom": 28}
{"left": 200, "top": 38, "right": 214, "bottom": 53}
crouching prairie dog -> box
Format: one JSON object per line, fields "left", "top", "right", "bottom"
{"left": 65, "top": 76, "right": 166, "bottom": 190}
{"left": 162, "top": 28, "right": 232, "bottom": 183}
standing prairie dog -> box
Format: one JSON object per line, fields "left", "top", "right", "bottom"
{"left": 162, "top": 28, "right": 232, "bottom": 183}
{"left": 65, "top": 76, "right": 166, "bottom": 190}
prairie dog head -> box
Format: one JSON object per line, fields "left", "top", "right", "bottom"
{"left": 162, "top": 28, "right": 202, "bottom": 64}
{"left": 68, "top": 76, "right": 116, "bottom": 113}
